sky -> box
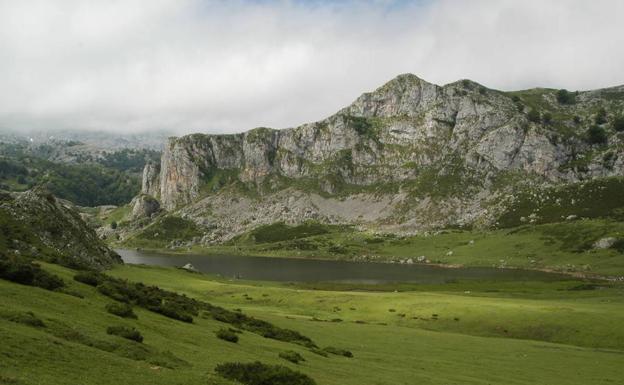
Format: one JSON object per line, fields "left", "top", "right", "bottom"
{"left": 0, "top": 0, "right": 623, "bottom": 135}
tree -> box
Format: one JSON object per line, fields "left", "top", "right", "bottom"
{"left": 556, "top": 89, "right": 575, "bottom": 104}
{"left": 110, "top": 221, "right": 118, "bottom": 230}
{"left": 612, "top": 116, "right": 624, "bottom": 132}
{"left": 595, "top": 108, "right": 608, "bottom": 125}
{"left": 587, "top": 125, "right": 608, "bottom": 145}
{"left": 527, "top": 109, "right": 541, "bottom": 123}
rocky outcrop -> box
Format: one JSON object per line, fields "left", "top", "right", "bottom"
{"left": 141, "top": 161, "right": 161, "bottom": 198}
{"left": 131, "top": 194, "right": 160, "bottom": 220}
{"left": 0, "top": 188, "right": 121, "bottom": 269}
{"left": 136, "top": 74, "right": 624, "bottom": 239}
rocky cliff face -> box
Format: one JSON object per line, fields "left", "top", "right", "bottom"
{"left": 0, "top": 188, "right": 121, "bottom": 269}
{"left": 136, "top": 74, "right": 624, "bottom": 241}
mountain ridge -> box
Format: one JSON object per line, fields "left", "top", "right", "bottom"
{"left": 126, "top": 73, "right": 624, "bottom": 244}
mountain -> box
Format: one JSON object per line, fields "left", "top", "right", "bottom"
{"left": 130, "top": 74, "right": 624, "bottom": 243}
{"left": 0, "top": 188, "right": 121, "bottom": 269}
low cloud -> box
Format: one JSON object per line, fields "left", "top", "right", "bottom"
{"left": 1, "top": 0, "right": 622, "bottom": 134}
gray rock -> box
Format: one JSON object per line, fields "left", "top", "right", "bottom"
{"left": 593, "top": 237, "right": 617, "bottom": 249}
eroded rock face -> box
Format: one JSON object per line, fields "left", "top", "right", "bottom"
{"left": 141, "top": 161, "right": 161, "bottom": 198}
{"left": 140, "top": 74, "right": 624, "bottom": 233}
{"left": 131, "top": 194, "right": 160, "bottom": 220}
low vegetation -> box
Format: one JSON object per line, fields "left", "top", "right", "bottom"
{"left": 215, "top": 327, "right": 239, "bottom": 343}
{"left": 106, "top": 325, "right": 144, "bottom": 343}
{"left": 278, "top": 350, "right": 305, "bottom": 364}
{"left": 215, "top": 361, "right": 316, "bottom": 385}
{"left": 74, "top": 270, "right": 316, "bottom": 346}
{"left": 0, "top": 254, "right": 64, "bottom": 291}
{"left": 105, "top": 303, "right": 137, "bottom": 319}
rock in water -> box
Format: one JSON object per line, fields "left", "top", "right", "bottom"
{"left": 181, "top": 263, "right": 197, "bottom": 271}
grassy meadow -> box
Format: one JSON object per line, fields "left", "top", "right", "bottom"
{"left": 1, "top": 261, "right": 623, "bottom": 385}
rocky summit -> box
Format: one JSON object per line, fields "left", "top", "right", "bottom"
{"left": 133, "top": 74, "right": 624, "bottom": 243}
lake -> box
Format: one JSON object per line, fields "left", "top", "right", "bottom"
{"left": 116, "top": 249, "right": 568, "bottom": 284}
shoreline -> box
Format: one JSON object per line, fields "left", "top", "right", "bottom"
{"left": 113, "top": 246, "right": 621, "bottom": 282}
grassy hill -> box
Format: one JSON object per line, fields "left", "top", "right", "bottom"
{"left": 1, "top": 261, "right": 623, "bottom": 385}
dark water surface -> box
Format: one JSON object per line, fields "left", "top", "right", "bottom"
{"left": 117, "top": 249, "right": 567, "bottom": 284}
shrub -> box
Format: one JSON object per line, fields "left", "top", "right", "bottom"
{"left": 556, "top": 89, "right": 575, "bottom": 104}
{"left": 106, "top": 303, "right": 137, "bottom": 319}
{"left": 612, "top": 116, "right": 624, "bottom": 132}
{"left": 322, "top": 346, "right": 353, "bottom": 358}
{"left": 106, "top": 326, "right": 143, "bottom": 343}
{"left": 542, "top": 112, "right": 553, "bottom": 125}
{"left": 216, "top": 328, "right": 239, "bottom": 343}
{"left": 0, "top": 254, "right": 64, "bottom": 290}
{"left": 587, "top": 125, "right": 608, "bottom": 145}
{"left": 215, "top": 361, "right": 316, "bottom": 385}
{"left": 527, "top": 109, "right": 540, "bottom": 123}
{"left": 74, "top": 271, "right": 104, "bottom": 286}
{"left": 279, "top": 350, "right": 305, "bottom": 364}
{"left": 595, "top": 108, "right": 608, "bottom": 125}
{"left": 110, "top": 221, "right": 118, "bottom": 230}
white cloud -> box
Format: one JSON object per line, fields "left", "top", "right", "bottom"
{"left": 0, "top": 0, "right": 623, "bottom": 134}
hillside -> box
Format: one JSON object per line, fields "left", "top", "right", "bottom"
{"left": 1, "top": 261, "right": 622, "bottom": 385}
{"left": 0, "top": 188, "right": 121, "bottom": 269}
{"left": 119, "top": 74, "right": 624, "bottom": 247}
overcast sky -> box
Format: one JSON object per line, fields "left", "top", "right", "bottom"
{"left": 1, "top": 0, "right": 623, "bottom": 135}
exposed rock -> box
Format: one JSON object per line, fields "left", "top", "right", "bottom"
{"left": 0, "top": 188, "right": 121, "bottom": 269}
{"left": 130, "top": 74, "right": 624, "bottom": 241}
{"left": 593, "top": 237, "right": 617, "bottom": 249}
{"left": 142, "top": 161, "right": 161, "bottom": 198}
{"left": 181, "top": 263, "right": 197, "bottom": 271}
{"left": 131, "top": 194, "right": 161, "bottom": 220}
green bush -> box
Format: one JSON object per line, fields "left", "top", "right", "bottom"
{"left": 612, "top": 116, "right": 624, "bottom": 132}
{"left": 587, "top": 125, "right": 608, "bottom": 145}
{"left": 106, "top": 326, "right": 143, "bottom": 343}
{"left": 527, "top": 109, "right": 540, "bottom": 123}
{"left": 556, "top": 89, "right": 575, "bottom": 104}
{"left": 595, "top": 108, "right": 608, "bottom": 125}
{"left": 216, "top": 328, "right": 239, "bottom": 343}
{"left": 322, "top": 346, "right": 353, "bottom": 358}
{"left": 0, "top": 254, "right": 64, "bottom": 290}
{"left": 106, "top": 303, "right": 137, "bottom": 319}
{"left": 74, "top": 271, "right": 104, "bottom": 286}
{"left": 279, "top": 350, "right": 305, "bottom": 364}
{"left": 215, "top": 361, "right": 316, "bottom": 385}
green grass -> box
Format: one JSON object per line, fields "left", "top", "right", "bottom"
{"left": 2, "top": 261, "right": 624, "bottom": 385}
{"left": 124, "top": 216, "right": 202, "bottom": 249}
{"left": 169, "top": 218, "right": 624, "bottom": 276}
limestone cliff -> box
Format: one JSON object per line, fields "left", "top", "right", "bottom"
{"left": 137, "top": 74, "right": 624, "bottom": 241}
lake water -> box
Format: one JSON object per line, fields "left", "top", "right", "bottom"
{"left": 116, "top": 249, "right": 568, "bottom": 284}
